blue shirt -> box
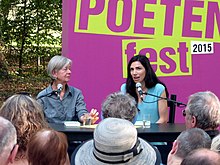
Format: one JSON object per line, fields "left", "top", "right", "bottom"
{"left": 37, "top": 84, "right": 88, "bottom": 123}
{"left": 121, "top": 83, "right": 165, "bottom": 123}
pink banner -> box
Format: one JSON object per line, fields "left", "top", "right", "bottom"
{"left": 63, "top": 0, "right": 220, "bottom": 123}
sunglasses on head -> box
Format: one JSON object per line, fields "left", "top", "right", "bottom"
{"left": 182, "top": 109, "right": 186, "bottom": 117}
{"left": 10, "top": 144, "right": 17, "bottom": 154}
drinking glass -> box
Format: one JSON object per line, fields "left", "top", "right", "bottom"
{"left": 142, "top": 114, "right": 151, "bottom": 128}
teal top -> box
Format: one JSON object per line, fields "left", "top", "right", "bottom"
{"left": 120, "top": 83, "right": 165, "bottom": 123}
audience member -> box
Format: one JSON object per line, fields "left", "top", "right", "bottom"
{"left": 101, "top": 92, "right": 138, "bottom": 123}
{"left": 0, "top": 94, "right": 49, "bottom": 165}
{"left": 101, "top": 92, "right": 167, "bottom": 162}
{"left": 37, "top": 55, "right": 99, "bottom": 124}
{"left": 121, "top": 55, "right": 168, "bottom": 123}
{"left": 211, "top": 134, "right": 220, "bottom": 153}
{"left": 27, "top": 128, "right": 70, "bottom": 165}
{"left": 71, "top": 118, "right": 162, "bottom": 165}
{"left": 167, "top": 128, "right": 211, "bottom": 165}
{"left": 0, "top": 116, "right": 18, "bottom": 165}
{"left": 180, "top": 148, "right": 220, "bottom": 165}
{"left": 183, "top": 91, "right": 220, "bottom": 138}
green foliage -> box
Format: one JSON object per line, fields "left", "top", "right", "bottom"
{"left": 0, "top": 0, "right": 62, "bottom": 105}
{"left": 0, "top": 0, "right": 62, "bottom": 69}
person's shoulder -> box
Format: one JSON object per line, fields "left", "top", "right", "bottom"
{"left": 139, "top": 138, "right": 162, "bottom": 165}
{"left": 37, "top": 87, "right": 49, "bottom": 98}
{"left": 155, "top": 83, "right": 165, "bottom": 91}
{"left": 120, "top": 83, "right": 126, "bottom": 92}
{"left": 148, "top": 83, "right": 165, "bottom": 94}
{"left": 68, "top": 85, "right": 82, "bottom": 94}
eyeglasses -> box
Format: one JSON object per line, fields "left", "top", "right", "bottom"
{"left": 10, "top": 144, "right": 17, "bottom": 154}
{"left": 182, "top": 109, "right": 186, "bottom": 117}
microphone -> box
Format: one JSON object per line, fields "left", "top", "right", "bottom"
{"left": 57, "top": 84, "right": 63, "bottom": 97}
{"left": 135, "top": 83, "right": 144, "bottom": 99}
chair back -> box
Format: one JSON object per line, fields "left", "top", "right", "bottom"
{"left": 168, "top": 94, "right": 177, "bottom": 123}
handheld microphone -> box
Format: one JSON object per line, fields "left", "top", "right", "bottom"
{"left": 135, "top": 83, "right": 143, "bottom": 99}
{"left": 57, "top": 84, "right": 63, "bottom": 97}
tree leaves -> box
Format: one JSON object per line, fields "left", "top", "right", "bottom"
{"left": 0, "top": 0, "right": 62, "bottom": 105}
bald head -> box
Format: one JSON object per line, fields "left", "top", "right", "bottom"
{"left": 181, "top": 148, "right": 220, "bottom": 165}
{"left": 0, "top": 116, "right": 17, "bottom": 165}
{"left": 27, "top": 129, "right": 69, "bottom": 165}
{"left": 175, "top": 128, "right": 211, "bottom": 158}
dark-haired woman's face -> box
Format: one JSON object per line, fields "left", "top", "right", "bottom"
{"left": 130, "top": 61, "right": 146, "bottom": 84}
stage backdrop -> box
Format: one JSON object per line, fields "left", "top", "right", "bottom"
{"left": 62, "top": 0, "right": 220, "bottom": 123}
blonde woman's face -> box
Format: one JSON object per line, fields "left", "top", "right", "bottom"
{"left": 130, "top": 61, "right": 146, "bottom": 84}
{"left": 53, "top": 64, "right": 71, "bottom": 83}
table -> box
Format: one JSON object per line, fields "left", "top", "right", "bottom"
{"left": 50, "top": 123, "right": 186, "bottom": 142}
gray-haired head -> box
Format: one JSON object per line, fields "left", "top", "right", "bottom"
{"left": 47, "top": 55, "right": 72, "bottom": 80}
{"left": 101, "top": 92, "right": 138, "bottom": 122}
{"left": 186, "top": 91, "right": 220, "bottom": 130}
{"left": 175, "top": 128, "right": 211, "bottom": 158}
{"left": 211, "top": 134, "right": 220, "bottom": 153}
{"left": 0, "top": 116, "right": 17, "bottom": 162}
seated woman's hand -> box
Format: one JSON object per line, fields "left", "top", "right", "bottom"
{"left": 89, "top": 108, "right": 99, "bottom": 124}
{"left": 80, "top": 109, "right": 99, "bottom": 125}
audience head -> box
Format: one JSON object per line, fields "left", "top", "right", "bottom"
{"left": 181, "top": 148, "right": 220, "bottom": 165}
{"left": 101, "top": 92, "right": 138, "bottom": 123}
{"left": 47, "top": 55, "right": 72, "bottom": 80}
{"left": 167, "top": 128, "right": 211, "bottom": 165}
{"left": 27, "top": 128, "right": 69, "bottom": 165}
{"left": 0, "top": 94, "right": 49, "bottom": 159}
{"left": 211, "top": 134, "right": 220, "bottom": 153}
{"left": 184, "top": 91, "right": 220, "bottom": 130}
{"left": 73, "top": 118, "right": 161, "bottom": 165}
{"left": 0, "top": 116, "right": 18, "bottom": 165}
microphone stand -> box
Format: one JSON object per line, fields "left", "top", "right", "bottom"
{"left": 142, "top": 92, "right": 186, "bottom": 107}
{"left": 37, "top": 90, "right": 57, "bottom": 100}
{"left": 142, "top": 92, "right": 186, "bottom": 123}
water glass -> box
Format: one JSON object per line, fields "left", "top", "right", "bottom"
{"left": 142, "top": 114, "right": 151, "bottom": 128}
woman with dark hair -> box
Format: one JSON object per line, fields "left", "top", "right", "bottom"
{"left": 121, "top": 55, "right": 169, "bottom": 123}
